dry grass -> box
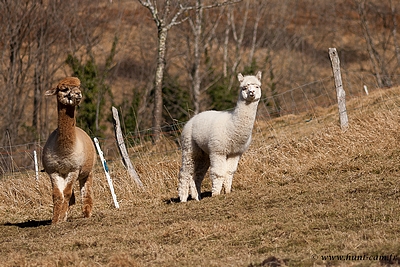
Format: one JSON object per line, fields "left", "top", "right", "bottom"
{"left": 2, "top": 87, "right": 400, "bottom": 266}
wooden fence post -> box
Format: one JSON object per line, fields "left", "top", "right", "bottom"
{"left": 329, "top": 47, "right": 349, "bottom": 131}
{"left": 112, "top": 106, "right": 144, "bottom": 188}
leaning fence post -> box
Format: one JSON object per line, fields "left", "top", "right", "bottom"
{"left": 112, "top": 106, "right": 144, "bottom": 188}
{"left": 94, "top": 137, "right": 120, "bottom": 209}
{"left": 329, "top": 47, "right": 349, "bottom": 131}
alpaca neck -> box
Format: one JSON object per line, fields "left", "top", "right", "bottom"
{"left": 232, "top": 99, "right": 259, "bottom": 127}
{"left": 57, "top": 103, "right": 77, "bottom": 148}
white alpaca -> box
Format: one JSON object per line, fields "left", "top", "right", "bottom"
{"left": 178, "top": 71, "right": 262, "bottom": 202}
{"left": 42, "top": 77, "right": 96, "bottom": 224}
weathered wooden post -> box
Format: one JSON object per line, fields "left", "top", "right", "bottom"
{"left": 329, "top": 48, "right": 349, "bottom": 131}
{"left": 112, "top": 106, "right": 144, "bottom": 188}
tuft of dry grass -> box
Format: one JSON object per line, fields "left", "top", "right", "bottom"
{"left": 1, "top": 87, "right": 400, "bottom": 266}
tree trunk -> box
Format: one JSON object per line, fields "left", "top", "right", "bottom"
{"left": 248, "top": 0, "right": 264, "bottom": 65}
{"left": 33, "top": 23, "right": 46, "bottom": 139}
{"left": 152, "top": 27, "right": 168, "bottom": 143}
{"left": 358, "top": 0, "right": 390, "bottom": 87}
{"left": 192, "top": 0, "right": 202, "bottom": 114}
{"left": 223, "top": 10, "right": 231, "bottom": 78}
{"left": 228, "top": 0, "right": 249, "bottom": 90}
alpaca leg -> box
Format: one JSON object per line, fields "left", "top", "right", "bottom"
{"left": 191, "top": 152, "right": 210, "bottom": 201}
{"left": 60, "top": 179, "right": 75, "bottom": 221}
{"left": 178, "top": 175, "right": 190, "bottom": 202}
{"left": 188, "top": 178, "right": 198, "bottom": 200}
{"left": 178, "top": 158, "right": 193, "bottom": 202}
{"left": 79, "top": 171, "right": 93, "bottom": 218}
{"left": 178, "top": 141, "right": 196, "bottom": 202}
{"left": 51, "top": 184, "right": 64, "bottom": 224}
{"left": 50, "top": 173, "right": 75, "bottom": 224}
{"left": 224, "top": 156, "right": 240, "bottom": 194}
{"left": 209, "top": 154, "right": 227, "bottom": 197}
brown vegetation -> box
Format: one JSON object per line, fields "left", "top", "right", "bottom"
{"left": 1, "top": 0, "right": 400, "bottom": 266}
{"left": 1, "top": 0, "right": 400, "bottom": 146}
{"left": 1, "top": 87, "right": 400, "bottom": 266}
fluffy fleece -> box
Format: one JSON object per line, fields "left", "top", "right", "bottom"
{"left": 178, "top": 72, "right": 262, "bottom": 202}
{"left": 42, "top": 77, "right": 96, "bottom": 224}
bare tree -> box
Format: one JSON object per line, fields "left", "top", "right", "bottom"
{"left": 357, "top": 0, "right": 387, "bottom": 87}
{"left": 137, "top": 0, "right": 191, "bottom": 143}
{"left": 357, "top": 0, "right": 400, "bottom": 88}
{"left": 389, "top": 0, "right": 400, "bottom": 68}
{"left": 220, "top": 0, "right": 249, "bottom": 91}
{"left": 223, "top": 9, "right": 231, "bottom": 78}
{"left": 185, "top": 0, "right": 240, "bottom": 114}
{"left": 33, "top": 1, "right": 71, "bottom": 141}
{"left": 0, "top": 1, "right": 42, "bottom": 146}
{"left": 0, "top": 0, "right": 114, "bottom": 146}
{"left": 247, "top": 0, "right": 267, "bottom": 65}
{"left": 189, "top": 0, "right": 203, "bottom": 115}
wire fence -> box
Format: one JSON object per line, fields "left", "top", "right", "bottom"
{"left": 1, "top": 71, "right": 400, "bottom": 176}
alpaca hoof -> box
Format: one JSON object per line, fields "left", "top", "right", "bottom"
{"left": 211, "top": 191, "right": 221, "bottom": 197}
{"left": 179, "top": 193, "right": 188, "bottom": 202}
{"left": 82, "top": 208, "right": 92, "bottom": 218}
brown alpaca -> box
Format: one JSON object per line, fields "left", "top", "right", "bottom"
{"left": 42, "top": 77, "right": 96, "bottom": 224}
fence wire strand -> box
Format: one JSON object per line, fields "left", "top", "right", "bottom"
{"left": 1, "top": 73, "right": 400, "bottom": 175}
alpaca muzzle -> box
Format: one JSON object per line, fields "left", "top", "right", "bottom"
{"left": 70, "top": 92, "right": 82, "bottom": 105}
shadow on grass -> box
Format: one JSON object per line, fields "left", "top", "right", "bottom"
{"left": 248, "top": 256, "right": 289, "bottom": 267}
{"left": 3, "top": 219, "right": 52, "bottom": 228}
{"left": 164, "top": 191, "right": 212, "bottom": 204}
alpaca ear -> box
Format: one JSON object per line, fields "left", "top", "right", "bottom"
{"left": 45, "top": 87, "right": 57, "bottom": 96}
{"left": 237, "top": 73, "right": 244, "bottom": 83}
{"left": 256, "top": 71, "right": 262, "bottom": 81}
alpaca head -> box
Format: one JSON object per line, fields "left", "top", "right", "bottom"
{"left": 237, "top": 71, "right": 262, "bottom": 103}
{"left": 45, "top": 77, "right": 82, "bottom": 106}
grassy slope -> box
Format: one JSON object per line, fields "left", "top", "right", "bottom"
{"left": 1, "top": 87, "right": 400, "bottom": 266}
